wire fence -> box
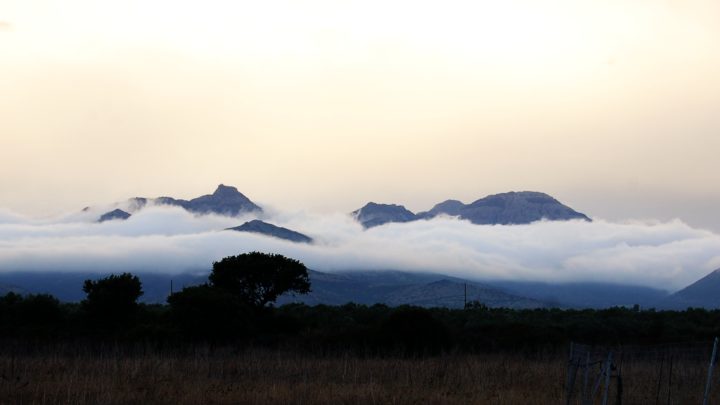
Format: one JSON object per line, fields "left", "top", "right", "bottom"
{"left": 565, "top": 338, "right": 719, "bottom": 405}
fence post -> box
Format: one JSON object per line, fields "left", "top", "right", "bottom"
{"left": 666, "top": 354, "right": 673, "bottom": 405}
{"left": 656, "top": 351, "right": 665, "bottom": 405}
{"left": 582, "top": 351, "right": 591, "bottom": 405}
{"left": 703, "top": 337, "right": 719, "bottom": 405}
{"left": 602, "top": 351, "right": 613, "bottom": 405}
{"left": 566, "top": 342, "right": 575, "bottom": 405}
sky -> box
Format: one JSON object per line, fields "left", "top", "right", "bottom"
{"left": 1, "top": 0, "right": 720, "bottom": 231}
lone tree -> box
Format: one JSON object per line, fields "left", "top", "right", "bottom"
{"left": 82, "top": 273, "right": 143, "bottom": 324}
{"left": 209, "top": 252, "right": 310, "bottom": 308}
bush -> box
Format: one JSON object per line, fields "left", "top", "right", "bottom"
{"left": 81, "top": 273, "right": 143, "bottom": 328}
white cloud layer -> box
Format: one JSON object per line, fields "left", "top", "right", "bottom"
{"left": 1, "top": 206, "right": 719, "bottom": 291}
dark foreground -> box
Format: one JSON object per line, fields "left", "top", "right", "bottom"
{"left": 1, "top": 348, "right": 718, "bottom": 404}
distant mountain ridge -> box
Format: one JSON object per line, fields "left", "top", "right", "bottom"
{"left": 353, "top": 191, "right": 590, "bottom": 228}
{"left": 96, "top": 184, "right": 261, "bottom": 222}
{"left": 277, "top": 270, "right": 549, "bottom": 309}
{"left": 4, "top": 269, "right": 713, "bottom": 309}
{"left": 0, "top": 270, "right": 548, "bottom": 308}
{"left": 421, "top": 191, "right": 591, "bottom": 224}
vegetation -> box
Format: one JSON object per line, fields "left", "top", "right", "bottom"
{"left": 209, "top": 252, "right": 311, "bottom": 308}
{"left": 0, "top": 348, "right": 718, "bottom": 404}
{"left": 1, "top": 278, "right": 720, "bottom": 352}
{"left": 1, "top": 252, "right": 720, "bottom": 403}
{"left": 82, "top": 272, "right": 143, "bottom": 328}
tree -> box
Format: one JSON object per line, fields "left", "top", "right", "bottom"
{"left": 82, "top": 273, "right": 143, "bottom": 325}
{"left": 209, "top": 252, "right": 310, "bottom": 308}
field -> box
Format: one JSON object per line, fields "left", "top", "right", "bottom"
{"left": 1, "top": 347, "right": 717, "bottom": 404}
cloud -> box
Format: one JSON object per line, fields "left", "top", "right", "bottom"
{"left": 0, "top": 206, "right": 719, "bottom": 291}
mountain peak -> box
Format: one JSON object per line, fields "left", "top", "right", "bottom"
{"left": 352, "top": 202, "right": 417, "bottom": 228}
{"left": 417, "top": 199, "right": 465, "bottom": 219}
{"left": 94, "top": 185, "right": 262, "bottom": 221}
{"left": 98, "top": 209, "right": 131, "bottom": 223}
{"left": 212, "top": 184, "right": 240, "bottom": 197}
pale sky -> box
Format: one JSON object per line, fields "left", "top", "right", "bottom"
{"left": 2, "top": 0, "right": 720, "bottom": 229}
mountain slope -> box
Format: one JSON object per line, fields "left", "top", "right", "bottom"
{"left": 98, "top": 209, "right": 131, "bottom": 222}
{"left": 227, "top": 220, "right": 313, "bottom": 243}
{"left": 661, "top": 269, "right": 720, "bottom": 309}
{"left": 488, "top": 281, "right": 669, "bottom": 309}
{"left": 278, "top": 270, "right": 548, "bottom": 309}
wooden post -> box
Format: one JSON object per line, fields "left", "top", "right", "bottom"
{"left": 616, "top": 351, "right": 624, "bottom": 405}
{"left": 602, "top": 351, "right": 613, "bottom": 405}
{"left": 703, "top": 337, "right": 719, "bottom": 405}
{"left": 582, "top": 351, "right": 591, "bottom": 405}
{"left": 656, "top": 352, "right": 665, "bottom": 405}
{"left": 666, "top": 355, "right": 673, "bottom": 405}
{"left": 565, "top": 342, "right": 575, "bottom": 405}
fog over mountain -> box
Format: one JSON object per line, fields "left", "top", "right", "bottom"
{"left": 1, "top": 193, "right": 719, "bottom": 291}
{"left": 353, "top": 191, "right": 590, "bottom": 228}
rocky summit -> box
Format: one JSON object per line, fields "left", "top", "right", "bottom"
{"left": 423, "top": 191, "right": 591, "bottom": 225}
{"left": 154, "top": 184, "right": 262, "bottom": 216}
{"left": 96, "top": 184, "right": 262, "bottom": 221}
{"left": 352, "top": 202, "right": 418, "bottom": 228}
{"left": 226, "top": 220, "right": 313, "bottom": 244}
{"left": 98, "top": 209, "right": 131, "bottom": 222}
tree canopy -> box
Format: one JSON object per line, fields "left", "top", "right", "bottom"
{"left": 209, "top": 252, "right": 310, "bottom": 308}
{"left": 82, "top": 272, "right": 143, "bottom": 324}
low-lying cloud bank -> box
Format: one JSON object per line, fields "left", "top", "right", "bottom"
{"left": 1, "top": 206, "right": 719, "bottom": 291}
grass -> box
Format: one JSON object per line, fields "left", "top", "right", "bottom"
{"left": 0, "top": 346, "right": 718, "bottom": 404}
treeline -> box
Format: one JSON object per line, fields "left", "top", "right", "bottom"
{"left": 1, "top": 253, "right": 719, "bottom": 355}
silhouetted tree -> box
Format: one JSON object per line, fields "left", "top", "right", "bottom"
{"left": 82, "top": 273, "right": 143, "bottom": 326}
{"left": 0, "top": 293, "right": 63, "bottom": 337}
{"left": 209, "top": 252, "right": 310, "bottom": 308}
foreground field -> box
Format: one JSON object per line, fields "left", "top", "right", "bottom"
{"left": 1, "top": 348, "right": 717, "bottom": 404}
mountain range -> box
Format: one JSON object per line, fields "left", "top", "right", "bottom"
{"left": 43, "top": 184, "right": 718, "bottom": 308}
{"left": 3, "top": 267, "right": 720, "bottom": 310}
{"left": 95, "top": 184, "right": 261, "bottom": 223}
{"left": 92, "top": 185, "right": 593, "bottom": 243}
{"left": 352, "top": 191, "right": 590, "bottom": 228}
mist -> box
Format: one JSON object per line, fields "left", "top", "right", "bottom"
{"left": 0, "top": 206, "right": 719, "bottom": 292}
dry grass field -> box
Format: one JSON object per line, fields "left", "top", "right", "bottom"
{"left": 0, "top": 347, "right": 717, "bottom": 404}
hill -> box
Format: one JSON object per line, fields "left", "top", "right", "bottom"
{"left": 226, "top": 220, "right": 313, "bottom": 243}
{"left": 660, "top": 268, "right": 720, "bottom": 309}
